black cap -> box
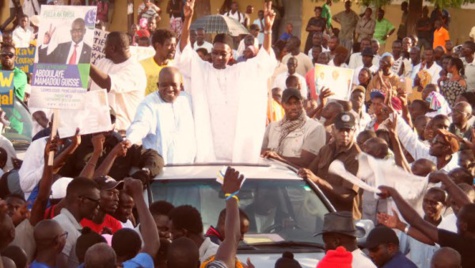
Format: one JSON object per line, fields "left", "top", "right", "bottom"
{"left": 94, "top": 175, "right": 123, "bottom": 191}
{"left": 282, "top": 88, "right": 303, "bottom": 103}
{"left": 314, "top": 211, "right": 365, "bottom": 238}
{"left": 361, "top": 47, "right": 374, "bottom": 57}
{"left": 275, "top": 252, "right": 302, "bottom": 268}
{"left": 334, "top": 112, "right": 356, "bottom": 130}
{"left": 363, "top": 225, "right": 399, "bottom": 249}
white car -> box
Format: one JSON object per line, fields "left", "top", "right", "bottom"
{"left": 147, "top": 159, "right": 337, "bottom": 267}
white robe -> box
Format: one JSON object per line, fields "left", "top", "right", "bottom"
{"left": 126, "top": 92, "right": 196, "bottom": 165}
{"left": 174, "top": 44, "right": 276, "bottom": 162}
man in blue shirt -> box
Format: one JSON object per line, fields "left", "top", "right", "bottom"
{"left": 364, "top": 225, "right": 417, "bottom": 268}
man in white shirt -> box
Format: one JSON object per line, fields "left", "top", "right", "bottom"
{"left": 461, "top": 41, "right": 475, "bottom": 91}
{"left": 37, "top": 18, "right": 92, "bottom": 64}
{"left": 253, "top": 10, "right": 265, "bottom": 45}
{"left": 89, "top": 32, "right": 146, "bottom": 133}
{"left": 126, "top": 66, "right": 196, "bottom": 164}
{"left": 273, "top": 57, "right": 308, "bottom": 98}
{"left": 420, "top": 49, "right": 442, "bottom": 85}
{"left": 193, "top": 28, "right": 213, "bottom": 53}
{"left": 307, "top": 32, "right": 330, "bottom": 61}
{"left": 175, "top": 0, "right": 276, "bottom": 162}
{"left": 12, "top": 15, "right": 33, "bottom": 48}
{"left": 317, "top": 211, "right": 376, "bottom": 268}
{"left": 408, "top": 46, "right": 422, "bottom": 84}
{"left": 395, "top": 113, "right": 459, "bottom": 171}
{"left": 224, "top": 1, "right": 245, "bottom": 25}
{"left": 236, "top": 33, "right": 258, "bottom": 58}
{"left": 261, "top": 88, "right": 325, "bottom": 167}
{"left": 353, "top": 47, "right": 378, "bottom": 85}
{"left": 282, "top": 36, "right": 314, "bottom": 77}
{"left": 348, "top": 37, "right": 379, "bottom": 70}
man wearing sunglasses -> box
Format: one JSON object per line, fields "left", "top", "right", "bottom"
{"left": 37, "top": 18, "right": 92, "bottom": 65}
{"left": 0, "top": 43, "right": 27, "bottom": 101}
{"left": 53, "top": 177, "right": 100, "bottom": 268}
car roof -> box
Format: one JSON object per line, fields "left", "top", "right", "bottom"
{"left": 154, "top": 159, "right": 301, "bottom": 181}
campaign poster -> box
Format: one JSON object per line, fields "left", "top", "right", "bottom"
{"left": 15, "top": 47, "right": 36, "bottom": 74}
{"left": 314, "top": 64, "right": 354, "bottom": 101}
{"left": 91, "top": 29, "right": 108, "bottom": 65}
{"left": 58, "top": 90, "right": 112, "bottom": 138}
{"left": 0, "top": 71, "right": 14, "bottom": 108}
{"left": 29, "top": 5, "right": 97, "bottom": 110}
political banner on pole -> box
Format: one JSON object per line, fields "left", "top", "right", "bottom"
{"left": 15, "top": 47, "right": 36, "bottom": 74}
{"left": 314, "top": 64, "right": 354, "bottom": 101}
{"left": 29, "top": 5, "right": 97, "bottom": 110}
{"left": 0, "top": 71, "right": 14, "bottom": 107}
{"left": 91, "top": 29, "right": 108, "bottom": 65}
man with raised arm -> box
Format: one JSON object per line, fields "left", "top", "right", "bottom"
{"left": 175, "top": 0, "right": 277, "bottom": 163}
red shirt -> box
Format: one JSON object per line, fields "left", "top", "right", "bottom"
{"left": 80, "top": 214, "right": 122, "bottom": 234}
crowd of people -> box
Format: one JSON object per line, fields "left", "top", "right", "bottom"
{"left": 1, "top": 0, "right": 475, "bottom": 267}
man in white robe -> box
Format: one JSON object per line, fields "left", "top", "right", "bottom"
{"left": 126, "top": 67, "right": 196, "bottom": 164}
{"left": 175, "top": 0, "right": 277, "bottom": 163}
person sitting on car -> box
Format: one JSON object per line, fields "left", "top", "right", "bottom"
{"left": 205, "top": 208, "right": 250, "bottom": 245}
{"left": 244, "top": 187, "right": 290, "bottom": 233}
{"left": 261, "top": 88, "right": 326, "bottom": 168}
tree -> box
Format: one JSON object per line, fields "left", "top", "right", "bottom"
{"left": 195, "top": 0, "right": 211, "bottom": 18}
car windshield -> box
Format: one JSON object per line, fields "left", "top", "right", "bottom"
{"left": 151, "top": 178, "right": 328, "bottom": 248}
{"left": 2, "top": 97, "right": 32, "bottom": 150}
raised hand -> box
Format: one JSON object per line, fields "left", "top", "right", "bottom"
{"left": 112, "top": 140, "right": 128, "bottom": 157}
{"left": 43, "top": 24, "right": 56, "bottom": 45}
{"left": 222, "top": 167, "right": 245, "bottom": 194}
{"left": 91, "top": 133, "right": 105, "bottom": 153}
{"left": 44, "top": 135, "right": 59, "bottom": 162}
{"left": 183, "top": 0, "right": 195, "bottom": 20}
{"left": 319, "top": 88, "right": 334, "bottom": 107}
{"left": 377, "top": 185, "right": 394, "bottom": 199}
{"left": 71, "top": 128, "right": 81, "bottom": 148}
{"left": 377, "top": 210, "right": 401, "bottom": 229}
{"left": 123, "top": 177, "right": 143, "bottom": 197}
{"left": 263, "top": 1, "right": 276, "bottom": 30}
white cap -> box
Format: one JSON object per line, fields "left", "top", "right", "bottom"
{"left": 50, "top": 177, "right": 73, "bottom": 199}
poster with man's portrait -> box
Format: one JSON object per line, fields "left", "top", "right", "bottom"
{"left": 30, "top": 5, "right": 97, "bottom": 110}
{"left": 314, "top": 64, "right": 354, "bottom": 101}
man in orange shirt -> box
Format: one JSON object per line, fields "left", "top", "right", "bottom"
{"left": 433, "top": 19, "right": 450, "bottom": 51}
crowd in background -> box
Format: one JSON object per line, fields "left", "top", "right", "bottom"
{"left": 1, "top": 0, "right": 475, "bottom": 267}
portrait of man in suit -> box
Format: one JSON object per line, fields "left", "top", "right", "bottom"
{"left": 38, "top": 18, "right": 92, "bottom": 64}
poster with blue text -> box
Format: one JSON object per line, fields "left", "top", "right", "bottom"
{"left": 29, "top": 5, "right": 96, "bottom": 110}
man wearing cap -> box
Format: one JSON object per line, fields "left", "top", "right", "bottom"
{"left": 317, "top": 211, "right": 375, "bottom": 268}
{"left": 366, "top": 53, "right": 402, "bottom": 102}
{"left": 348, "top": 38, "right": 380, "bottom": 70}
{"left": 80, "top": 176, "right": 123, "bottom": 235}
{"left": 175, "top": 0, "right": 277, "bottom": 163}
{"left": 352, "top": 47, "right": 378, "bottom": 87}
{"left": 364, "top": 225, "right": 417, "bottom": 267}
{"left": 299, "top": 112, "right": 363, "bottom": 219}
{"left": 261, "top": 88, "right": 326, "bottom": 168}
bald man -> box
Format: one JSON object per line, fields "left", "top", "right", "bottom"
{"left": 449, "top": 101, "right": 474, "bottom": 144}
{"left": 363, "top": 137, "right": 389, "bottom": 159}
{"left": 2, "top": 257, "right": 16, "bottom": 268}
{"left": 126, "top": 66, "right": 196, "bottom": 164}
{"left": 430, "top": 247, "right": 462, "bottom": 268}
{"left": 31, "top": 220, "right": 66, "bottom": 268}
{"left": 84, "top": 243, "right": 117, "bottom": 268}
{"left": 0, "top": 214, "right": 15, "bottom": 251}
